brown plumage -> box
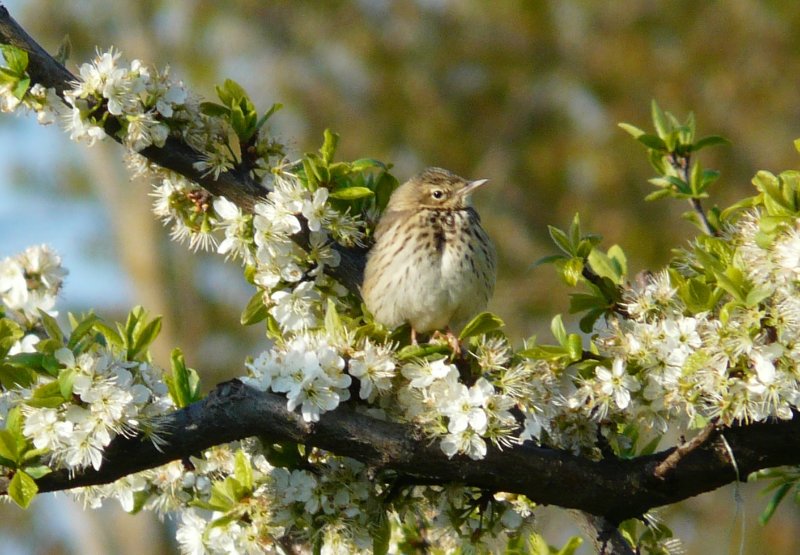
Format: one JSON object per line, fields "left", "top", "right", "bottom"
{"left": 362, "top": 167, "right": 497, "bottom": 343}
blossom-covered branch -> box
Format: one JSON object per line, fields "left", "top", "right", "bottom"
{"left": 0, "top": 5, "right": 367, "bottom": 292}
{"left": 6, "top": 3, "right": 800, "bottom": 553}
{"left": 31, "top": 378, "right": 800, "bottom": 524}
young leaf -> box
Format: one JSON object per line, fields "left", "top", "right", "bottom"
{"left": 0, "top": 45, "right": 29, "bottom": 75}
{"left": 324, "top": 299, "right": 344, "bottom": 339}
{"left": 759, "top": 482, "right": 791, "bottom": 525}
{"left": 650, "top": 99, "right": 670, "bottom": 139}
{"left": 234, "top": 450, "right": 253, "bottom": 492}
{"left": 458, "top": 312, "right": 505, "bottom": 340}
{"left": 329, "top": 186, "right": 374, "bottom": 200}
{"left": 166, "top": 349, "right": 202, "bottom": 408}
{"left": 320, "top": 129, "right": 339, "bottom": 165}
{"left": 692, "top": 135, "right": 730, "bottom": 152}
{"left": 8, "top": 470, "right": 37, "bottom": 509}
{"left": 550, "top": 315, "right": 567, "bottom": 346}
{"left": 241, "top": 290, "right": 269, "bottom": 326}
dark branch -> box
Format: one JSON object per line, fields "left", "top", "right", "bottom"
{"left": 30, "top": 379, "right": 800, "bottom": 524}
{"left": 0, "top": 5, "right": 367, "bottom": 292}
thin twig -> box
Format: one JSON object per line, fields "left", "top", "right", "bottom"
{"left": 653, "top": 419, "right": 718, "bottom": 480}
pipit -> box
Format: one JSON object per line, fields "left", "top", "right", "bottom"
{"left": 362, "top": 167, "right": 497, "bottom": 349}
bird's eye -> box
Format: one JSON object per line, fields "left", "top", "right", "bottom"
{"left": 432, "top": 189, "right": 444, "bottom": 200}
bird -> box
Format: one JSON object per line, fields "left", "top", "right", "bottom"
{"left": 361, "top": 167, "right": 497, "bottom": 350}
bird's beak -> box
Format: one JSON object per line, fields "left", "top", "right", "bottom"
{"left": 459, "top": 178, "right": 489, "bottom": 197}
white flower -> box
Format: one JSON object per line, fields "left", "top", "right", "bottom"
{"left": 348, "top": 340, "right": 396, "bottom": 400}
{"left": 214, "top": 197, "right": 254, "bottom": 264}
{"left": 302, "top": 187, "right": 332, "bottom": 232}
{"left": 307, "top": 231, "right": 341, "bottom": 277}
{"left": 175, "top": 509, "right": 208, "bottom": 555}
{"left": 155, "top": 83, "right": 187, "bottom": 118}
{"left": 442, "top": 378, "right": 491, "bottom": 435}
{"left": 774, "top": 227, "right": 800, "bottom": 279}
{"left": 596, "top": 358, "right": 640, "bottom": 410}
{"left": 22, "top": 407, "right": 73, "bottom": 451}
{"left": 402, "top": 358, "right": 454, "bottom": 389}
{"left": 0, "top": 83, "right": 21, "bottom": 113}
{"left": 269, "top": 281, "right": 321, "bottom": 332}
{"left": 441, "top": 428, "right": 487, "bottom": 460}
{"left": 243, "top": 348, "right": 280, "bottom": 391}
{"left": 253, "top": 200, "right": 301, "bottom": 238}
{"left": 0, "top": 257, "right": 27, "bottom": 309}
{"left": 270, "top": 341, "right": 349, "bottom": 422}
{"left": 9, "top": 334, "right": 40, "bottom": 355}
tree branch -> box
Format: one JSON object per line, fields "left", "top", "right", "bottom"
{"left": 28, "top": 379, "right": 800, "bottom": 524}
{"left": 0, "top": 4, "right": 367, "bottom": 292}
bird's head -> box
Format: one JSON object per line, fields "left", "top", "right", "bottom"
{"left": 387, "top": 167, "right": 489, "bottom": 211}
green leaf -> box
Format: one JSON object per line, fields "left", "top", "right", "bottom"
{"left": 374, "top": 172, "right": 399, "bottom": 211}
{"left": 550, "top": 315, "right": 567, "bottom": 346}
{"left": 0, "top": 430, "right": 19, "bottom": 465}
{"left": 607, "top": 245, "right": 627, "bottom": 277}
{"left": 636, "top": 133, "right": 667, "bottom": 151}
{"left": 651, "top": 99, "right": 670, "bottom": 139}
{"left": 644, "top": 188, "right": 674, "bottom": 202}
{"left": 530, "top": 254, "right": 566, "bottom": 268}
{"left": 350, "top": 158, "right": 385, "bottom": 172}
{"left": 561, "top": 257, "right": 584, "bottom": 287}
{"left": 254, "top": 102, "right": 283, "bottom": 132}
{"left": 0, "top": 318, "right": 24, "bottom": 358}
{"left": 58, "top": 368, "right": 77, "bottom": 399}
{"left": 234, "top": 450, "right": 253, "bottom": 492}
{"left": 587, "top": 249, "right": 623, "bottom": 285}
{"left": 0, "top": 362, "right": 35, "bottom": 389}
{"left": 565, "top": 334, "right": 583, "bottom": 361}
{"left": 216, "top": 79, "right": 248, "bottom": 107}
{"left": 617, "top": 122, "right": 645, "bottom": 139}
{"left": 38, "top": 310, "right": 63, "bottom": 343}
{"left": 8, "top": 470, "right": 37, "bottom": 509}
{"left": 324, "top": 299, "right": 344, "bottom": 340}
{"left": 129, "top": 316, "right": 162, "bottom": 360}
{"left": 199, "top": 101, "right": 230, "bottom": 117}
{"left": 166, "top": 349, "right": 202, "bottom": 408}
{"left": 94, "top": 321, "right": 123, "bottom": 349}
{"left": 578, "top": 309, "right": 605, "bottom": 333}
{"left": 548, "top": 225, "right": 572, "bottom": 255}
{"left": 241, "top": 290, "right": 268, "bottom": 326}
{"left": 21, "top": 465, "right": 51, "bottom": 480}
{"left": 458, "top": 312, "right": 504, "bottom": 340}
{"left": 67, "top": 313, "right": 100, "bottom": 349}
{"left": 760, "top": 482, "right": 791, "bottom": 525}
{"left": 396, "top": 344, "right": 450, "bottom": 361}
{"left": 692, "top": 135, "right": 730, "bottom": 152}
{"left": 0, "top": 45, "right": 29, "bottom": 75}
{"left": 320, "top": 128, "right": 339, "bottom": 164}
{"left": 329, "top": 186, "right": 374, "bottom": 200}
{"left": 27, "top": 380, "right": 67, "bottom": 408}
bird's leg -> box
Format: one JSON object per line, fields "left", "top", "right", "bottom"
{"left": 411, "top": 327, "right": 419, "bottom": 346}
{"left": 432, "top": 328, "right": 461, "bottom": 356}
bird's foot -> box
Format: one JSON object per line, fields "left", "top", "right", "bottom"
{"left": 432, "top": 329, "right": 461, "bottom": 356}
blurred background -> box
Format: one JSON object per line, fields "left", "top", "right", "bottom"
{"left": 2, "top": 0, "right": 800, "bottom": 553}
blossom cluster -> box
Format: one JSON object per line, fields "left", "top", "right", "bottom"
{"left": 0, "top": 247, "right": 173, "bottom": 476}
{"left": 21, "top": 346, "right": 171, "bottom": 471}
{"left": 64, "top": 48, "right": 189, "bottom": 150}
{"left": 0, "top": 244, "right": 66, "bottom": 327}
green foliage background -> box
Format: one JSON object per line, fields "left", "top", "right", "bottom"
{"left": 2, "top": 1, "right": 800, "bottom": 553}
